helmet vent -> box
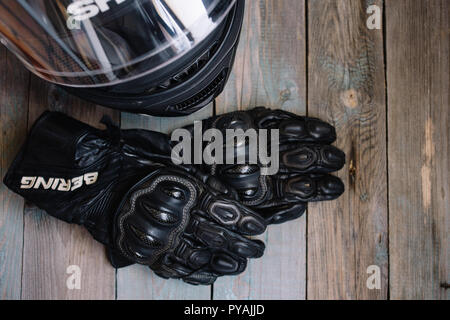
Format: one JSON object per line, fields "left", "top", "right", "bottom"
{"left": 171, "top": 69, "right": 227, "bottom": 112}
{"left": 147, "top": 42, "right": 220, "bottom": 95}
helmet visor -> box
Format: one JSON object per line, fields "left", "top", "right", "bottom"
{"left": 0, "top": 0, "right": 236, "bottom": 87}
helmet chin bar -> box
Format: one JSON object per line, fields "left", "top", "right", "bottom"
{"left": 62, "top": 1, "right": 245, "bottom": 117}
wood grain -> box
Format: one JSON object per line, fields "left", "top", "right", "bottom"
{"left": 21, "top": 76, "right": 117, "bottom": 299}
{"left": 0, "top": 0, "right": 448, "bottom": 300}
{"left": 213, "top": 0, "right": 307, "bottom": 299}
{"left": 307, "top": 0, "right": 388, "bottom": 299}
{"left": 386, "top": 0, "right": 449, "bottom": 300}
{"left": 0, "top": 49, "right": 29, "bottom": 299}
{"left": 117, "top": 107, "right": 214, "bottom": 300}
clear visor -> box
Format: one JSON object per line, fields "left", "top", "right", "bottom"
{"left": 0, "top": 0, "right": 236, "bottom": 87}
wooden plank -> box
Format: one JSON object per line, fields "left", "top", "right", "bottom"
{"left": 21, "top": 76, "right": 117, "bottom": 299}
{"left": 386, "top": 0, "right": 449, "bottom": 300}
{"left": 307, "top": 0, "right": 388, "bottom": 299}
{"left": 0, "top": 49, "right": 29, "bottom": 299}
{"left": 117, "top": 107, "right": 213, "bottom": 300}
{"left": 213, "top": 0, "right": 307, "bottom": 299}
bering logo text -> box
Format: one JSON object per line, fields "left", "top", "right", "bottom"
{"left": 20, "top": 173, "right": 99, "bottom": 192}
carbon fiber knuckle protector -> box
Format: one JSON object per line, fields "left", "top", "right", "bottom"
{"left": 113, "top": 167, "right": 267, "bottom": 285}
{"left": 116, "top": 172, "right": 197, "bottom": 267}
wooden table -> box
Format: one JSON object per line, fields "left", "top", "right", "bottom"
{"left": 0, "top": 0, "right": 448, "bottom": 300}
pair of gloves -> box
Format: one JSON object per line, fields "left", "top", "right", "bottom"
{"left": 3, "top": 107, "right": 345, "bottom": 285}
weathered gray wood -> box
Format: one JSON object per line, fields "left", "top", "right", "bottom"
{"left": 21, "top": 76, "right": 117, "bottom": 299}
{"left": 0, "top": 0, "right": 447, "bottom": 300}
{"left": 307, "top": 0, "right": 388, "bottom": 299}
{"left": 0, "top": 49, "right": 29, "bottom": 299}
{"left": 386, "top": 0, "right": 449, "bottom": 300}
{"left": 213, "top": 0, "right": 307, "bottom": 299}
{"left": 117, "top": 106, "right": 213, "bottom": 300}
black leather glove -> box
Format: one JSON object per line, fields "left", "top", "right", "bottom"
{"left": 3, "top": 112, "right": 266, "bottom": 285}
{"left": 181, "top": 107, "right": 346, "bottom": 225}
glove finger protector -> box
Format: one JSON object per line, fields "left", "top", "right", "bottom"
{"left": 183, "top": 107, "right": 346, "bottom": 225}
{"left": 3, "top": 111, "right": 266, "bottom": 285}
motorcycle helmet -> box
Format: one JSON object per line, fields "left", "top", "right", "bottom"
{"left": 0, "top": 0, "right": 244, "bottom": 116}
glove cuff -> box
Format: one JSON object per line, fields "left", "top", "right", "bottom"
{"left": 3, "top": 112, "right": 119, "bottom": 244}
